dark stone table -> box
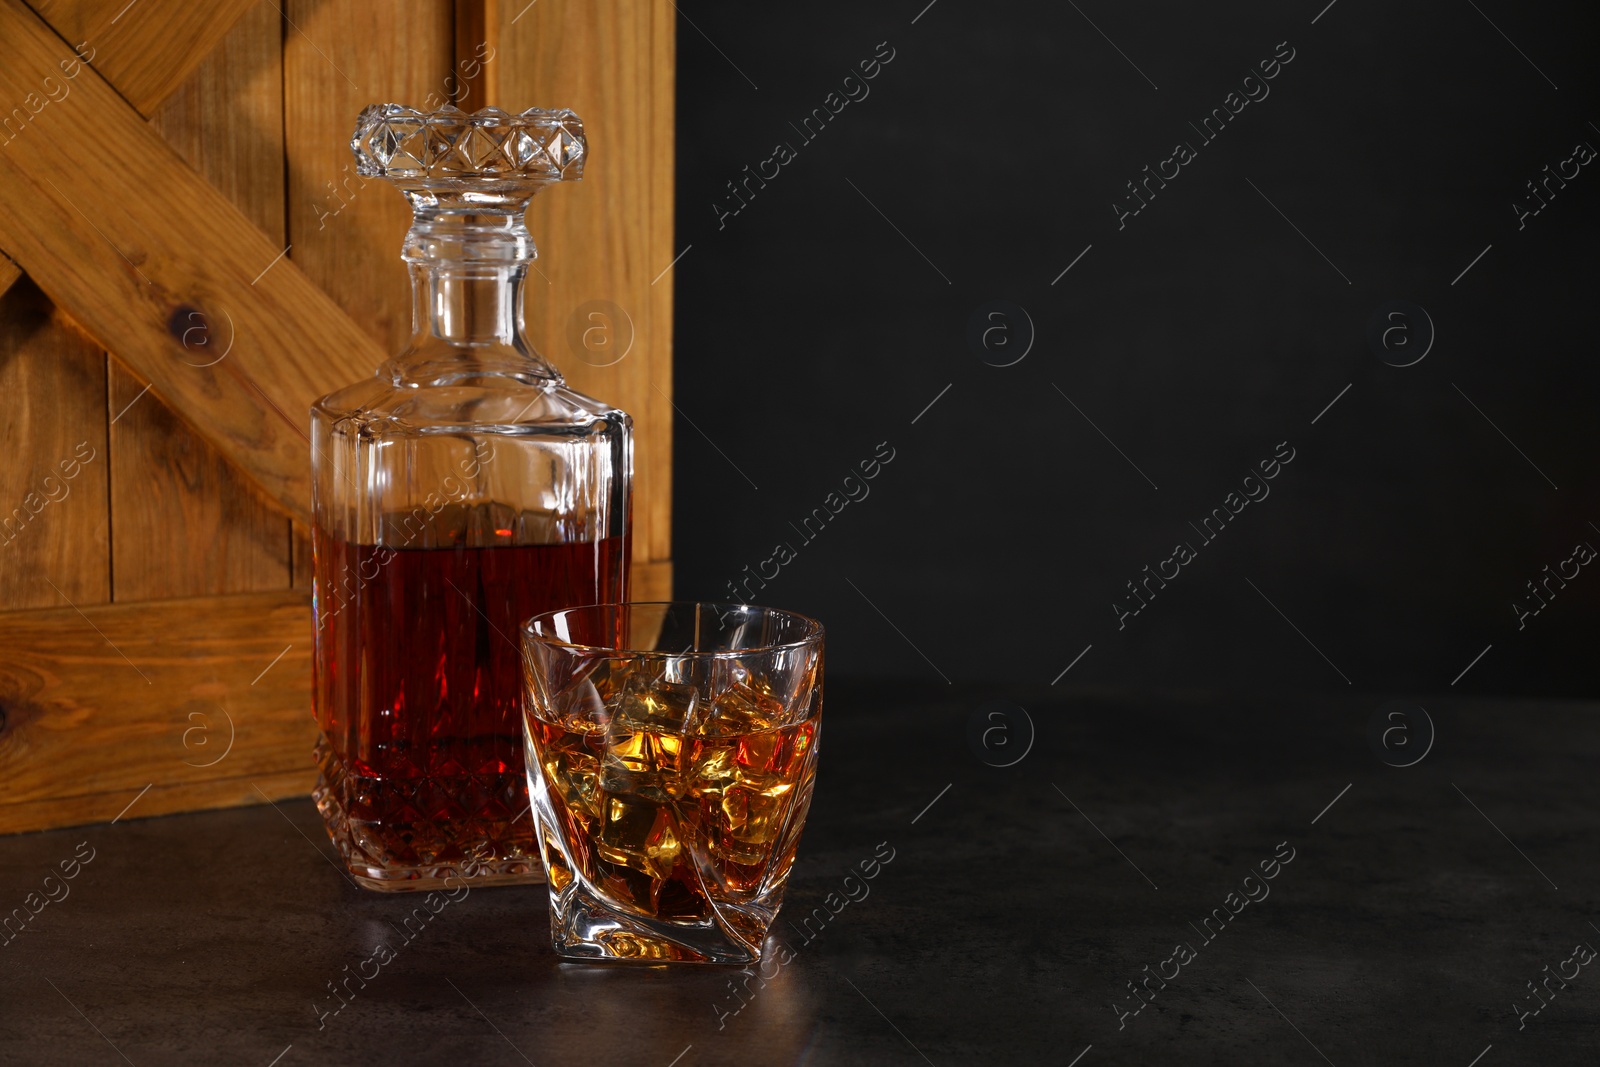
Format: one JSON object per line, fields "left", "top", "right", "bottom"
{"left": 2, "top": 681, "right": 1596, "bottom": 1065}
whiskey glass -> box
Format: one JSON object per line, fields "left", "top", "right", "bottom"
{"left": 521, "top": 603, "right": 824, "bottom": 963}
{"left": 311, "top": 104, "right": 632, "bottom": 891}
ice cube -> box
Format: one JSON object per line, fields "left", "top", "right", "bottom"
{"left": 542, "top": 745, "right": 602, "bottom": 823}
{"left": 720, "top": 780, "right": 792, "bottom": 859}
{"left": 598, "top": 727, "right": 684, "bottom": 802}
{"left": 685, "top": 743, "right": 737, "bottom": 798}
{"left": 597, "top": 666, "right": 701, "bottom": 802}
{"left": 704, "top": 662, "right": 796, "bottom": 739}
{"left": 615, "top": 669, "right": 699, "bottom": 730}
{"left": 596, "top": 793, "right": 680, "bottom": 881}
{"left": 697, "top": 680, "right": 785, "bottom": 736}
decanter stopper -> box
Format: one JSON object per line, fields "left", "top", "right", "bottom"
{"left": 351, "top": 103, "right": 586, "bottom": 185}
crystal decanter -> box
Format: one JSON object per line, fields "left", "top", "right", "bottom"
{"left": 311, "top": 104, "right": 632, "bottom": 891}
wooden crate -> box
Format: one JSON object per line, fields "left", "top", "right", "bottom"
{"left": 0, "top": 0, "right": 674, "bottom": 833}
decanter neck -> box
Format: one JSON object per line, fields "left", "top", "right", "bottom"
{"left": 408, "top": 261, "right": 527, "bottom": 347}
{"left": 400, "top": 204, "right": 560, "bottom": 380}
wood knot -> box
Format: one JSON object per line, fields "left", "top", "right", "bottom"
{"left": 0, "top": 677, "right": 47, "bottom": 742}
{"left": 168, "top": 304, "right": 210, "bottom": 349}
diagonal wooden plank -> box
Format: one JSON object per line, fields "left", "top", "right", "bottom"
{"left": 28, "top": 0, "right": 260, "bottom": 116}
{"left": 0, "top": 0, "right": 384, "bottom": 527}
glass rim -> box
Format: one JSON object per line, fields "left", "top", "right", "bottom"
{"left": 521, "top": 600, "right": 825, "bottom": 658}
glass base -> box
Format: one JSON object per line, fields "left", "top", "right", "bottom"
{"left": 550, "top": 880, "right": 765, "bottom": 964}
{"left": 313, "top": 747, "right": 543, "bottom": 892}
{"left": 346, "top": 862, "right": 544, "bottom": 893}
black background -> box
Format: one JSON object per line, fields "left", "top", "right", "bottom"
{"left": 669, "top": 0, "right": 1599, "bottom": 697}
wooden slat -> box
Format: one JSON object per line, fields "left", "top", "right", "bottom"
{"left": 284, "top": 0, "right": 455, "bottom": 353}
{"left": 0, "top": 278, "right": 109, "bottom": 610}
{"left": 108, "top": 370, "right": 291, "bottom": 598}
{"left": 0, "top": 769, "right": 313, "bottom": 836}
{"left": 29, "top": 0, "right": 259, "bottom": 116}
{"left": 0, "top": 253, "right": 20, "bottom": 299}
{"left": 474, "top": 0, "right": 676, "bottom": 571}
{"left": 0, "top": 590, "right": 316, "bottom": 833}
{"left": 0, "top": 567, "right": 667, "bottom": 834}
{"left": 0, "top": 0, "right": 385, "bottom": 527}
{"left": 106, "top": 0, "right": 292, "bottom": 600}
{"left": 148, "top": 0, "right": 286, "bottom": 240}
{"left": 453, "top": 0, "right": 488, "bottom": 107}
{"left": 633, "top": 559, "right": 672, "bottom": 602}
